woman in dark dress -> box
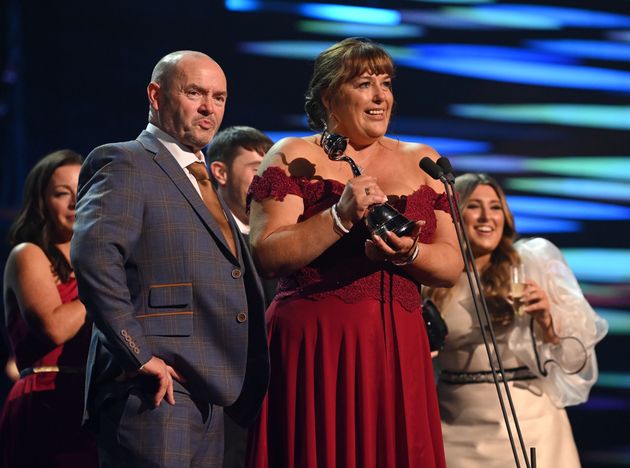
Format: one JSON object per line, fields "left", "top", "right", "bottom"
{"left": 246, "top": 37, "right": 462, "bottom": 468}
{"left": 0, "top": 150, "right": 97, "bottom": 468}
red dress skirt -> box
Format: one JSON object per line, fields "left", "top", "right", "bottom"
{"left": 246, "top": 167, "right": 448, "bottom": 468}
{"left": 0, "top": 278, "right": 97, "bottom": 468}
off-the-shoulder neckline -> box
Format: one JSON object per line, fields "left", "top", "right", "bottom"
{"left": 259, "top": 165, "right": 436, "bottom": 199}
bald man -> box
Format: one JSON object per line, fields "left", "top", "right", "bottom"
{"left": 71, "top": 51, "right": 269, "bottom": 468}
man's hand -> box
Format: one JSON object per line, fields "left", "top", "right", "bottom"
{"left": 138, "top": 356, "right": 185, "bottom": 407}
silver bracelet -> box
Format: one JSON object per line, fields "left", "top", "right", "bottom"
{"left": 330, "top": 203, "right": 350, "bottom": 235}
{"left": 391, "top": 243, "right": 420, "bottom": 266}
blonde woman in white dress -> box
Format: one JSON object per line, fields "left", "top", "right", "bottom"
{"left": 426, "top": 173, "right": 608, "bottom": 468}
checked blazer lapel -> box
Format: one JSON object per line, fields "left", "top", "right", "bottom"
{"left": 137, "top": 131, "right": 240, "bottom": 265}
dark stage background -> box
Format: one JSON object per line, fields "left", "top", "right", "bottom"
{"left": 1, "top": 1, "right": 629, "bottom": 466}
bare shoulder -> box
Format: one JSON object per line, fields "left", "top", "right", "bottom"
{"left": 8, "top": 243, "right": 51, "bottom": 271}
{"left": 260, "top": 135, "right": 323, "bottom": 178}
{"left": 395, "top": 140, "right": 440, "bottom": 163}
{"left": 11, "top": 242, "right": 49, "bottom": 262}
{"left": 4, "top": 243, "right": 52, "bottom": 287}
{"left": 389, "top": 139, "right": 444, "bottom": 190}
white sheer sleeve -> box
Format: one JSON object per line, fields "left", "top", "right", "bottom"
{"left": 507, "top": 237, "right": 608, "bottom": 408}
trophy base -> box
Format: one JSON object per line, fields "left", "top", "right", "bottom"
{"left": 368, "top": 208, "right": 416, "bottom": 246}
{"left": 389, "top": 218, "right": 416, "bottom": 238}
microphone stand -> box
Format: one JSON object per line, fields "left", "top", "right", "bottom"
{"left": 421, "top": 157, "right": 535, "bottom": 468}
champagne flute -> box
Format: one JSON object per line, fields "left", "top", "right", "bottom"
{"left": 510, "top": 264, "right": 527, "bottom": 316}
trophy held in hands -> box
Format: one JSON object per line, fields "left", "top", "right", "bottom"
{"left": 321, "top": 131, "right": 415, "bottom": 241}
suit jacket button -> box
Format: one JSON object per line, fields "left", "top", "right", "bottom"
{"left": 231, "top": 269, "right": 242, "bottom": 279}
{"left": 236, "top": 312, "right": 247, "bottom": 323}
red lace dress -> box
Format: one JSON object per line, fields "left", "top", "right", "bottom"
{"left": 0, "top": 278, "right": 98, "bottom": 468}
{"left": 246, "top": 167, "right": 448, "bottom": 468}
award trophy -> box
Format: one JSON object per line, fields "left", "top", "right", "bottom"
{"left": 321, "top": 131, "right": 415, "bottom": 240}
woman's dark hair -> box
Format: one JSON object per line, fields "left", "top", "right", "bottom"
{"left": 305, "top": 37, "right": 395, "bottom": 131}
{"left": 427, "top": 173, "right": 520, "bottom": 324}
{"left": 8, "top": 149, "right": 83, "bottom": 282}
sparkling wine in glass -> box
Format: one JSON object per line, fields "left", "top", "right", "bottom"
{"left": 510, "top": 264, "right": 527, "bottom": 316}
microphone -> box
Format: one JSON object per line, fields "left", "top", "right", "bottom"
{"left": 419, "top": 156, "right": 535, "bottom": 468}
{"left": 436, "top": 157, "right": 455, "bottom": 182}
{"left": 419, "top": 157, "right": 446, "bottom": 182}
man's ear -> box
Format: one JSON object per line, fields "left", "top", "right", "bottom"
{"left": 147, "top": 82, "right": 161, "bottom": 113}
{"left": 210, "top": 161, "right": 228, "bottom": 186}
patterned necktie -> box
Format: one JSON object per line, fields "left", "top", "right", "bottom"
{"left": 187, "top": 161, "right": 237, "bottom": 257}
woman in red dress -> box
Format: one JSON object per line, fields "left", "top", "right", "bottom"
{"left": 0, "top": 150, "right": 98, "bottom": 467}
{"left": 246, "top": 38, "right": 463, "bottom": 468}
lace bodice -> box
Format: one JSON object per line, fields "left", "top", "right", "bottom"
{"left": 248, "top": 166, "right": 450, "bottom": 311}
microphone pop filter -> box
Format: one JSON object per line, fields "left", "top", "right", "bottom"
{"left": 437, "top": 157, "right": 453, "bottom": 175}
{"left": 419, "top": 157, "right": 444, "bottom": 180}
